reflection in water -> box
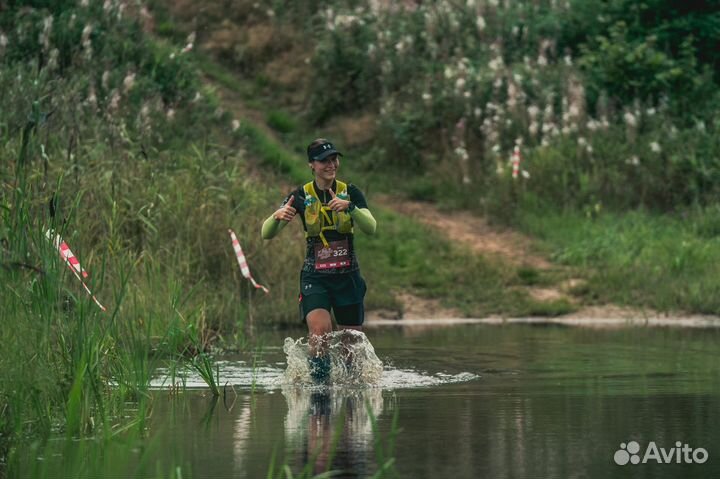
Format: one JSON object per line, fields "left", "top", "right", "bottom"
{"left": 233, "top": 396, "right": 253, "bottom": 476}
{"left": 282, "top": 387, "right": 385, "bottom": 477}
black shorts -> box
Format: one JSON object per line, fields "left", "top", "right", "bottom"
{"left": 299, "top": 270, "right": 367, "bottom": 326}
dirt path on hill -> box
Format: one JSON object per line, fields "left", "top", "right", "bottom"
{"left": 384, "top": 196, "right": 553, "bottom": 269}
{"left": 368, "top": 196, "right": 589, "bottom": 320}
{"left": 370, "top": 198, "right": 709, "bottom": 324}
{"left": 369, "top": 193, "right": 720, "bottom": 326}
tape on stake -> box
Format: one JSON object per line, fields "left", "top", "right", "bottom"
{"left": 229, "top": 229, "right": 269, "bottom": 294}
{"left": 46, "top": 229, "right": 106, "bottom": 312}
{"left": 512, "top": 146, "right": 521, "bottom": 179}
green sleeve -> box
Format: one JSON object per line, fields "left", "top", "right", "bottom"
{"left": 350, "top": 207, "right": 377, "bottom": 235}
{"left": 261, "top": 214, "right": 288, "bottom": 240}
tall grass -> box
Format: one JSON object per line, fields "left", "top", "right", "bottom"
{"left": 518, "top": 205, "right": 720, "bottom": 314}
{"left": 12, "top": 423, "right": 192, "bottom": 478}
{"left": 367, "top": 402, "right": 399, "bottom": 478}
{"left": 0, "top": 0, "right": 275, "bottom": 470}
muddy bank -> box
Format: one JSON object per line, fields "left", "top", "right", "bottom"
{"left": 366, "top": 310, "right": 720, "bottom": 329}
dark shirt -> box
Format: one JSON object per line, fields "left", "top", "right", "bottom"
{"left": 281, "top": 180, "right": 369, "bottom": 274}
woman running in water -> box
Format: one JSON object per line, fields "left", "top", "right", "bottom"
{"left": 261, "top": 138, "right": 376, "bottom": 382}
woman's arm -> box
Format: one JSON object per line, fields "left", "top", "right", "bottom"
{"left": 261, "top": 215, "right": 288, "bottom": 239}
{"left": 262, "top": 194, "right": 297, "bottom": 240}
{"left": 350, "top": 207, "right": 376, "bottom": 235}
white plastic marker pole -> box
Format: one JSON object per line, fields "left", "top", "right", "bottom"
{"left": 511, "top": 145, "right": 521, "bottom": 179}
{"left": 228, "top": 229, "right": 269, "bottom": 294}
{"left": 46, "top": 229, "right": 107, "bottom": 312}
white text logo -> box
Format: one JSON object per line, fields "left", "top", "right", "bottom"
{"left": 614, "top": 441, "right": 708, "bottom": 465}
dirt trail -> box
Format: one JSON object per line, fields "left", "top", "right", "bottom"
{"left": 368, "top": 196, "right": 587, "bottom": 320}
{"left": 383, "top": 196, "right": 552, "bottom": 269}
{"left": 375, "top": 199, "right": 705, "bottom": 324}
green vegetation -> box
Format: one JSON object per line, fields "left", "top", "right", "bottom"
{"left": 267, "top": 110, "right": 298, "bottom": 135}
{"left": 519, "top": 206, "right": 720, "bottom": 313}
{"left": 0, "top": 1, "right": 264, "bottom": 473}
{"left": 299, "top": 0, "right": 720, "bottom": 210}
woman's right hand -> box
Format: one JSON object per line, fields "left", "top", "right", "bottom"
{"left": 273, "top": 195, "right": 296, "bottom": 222}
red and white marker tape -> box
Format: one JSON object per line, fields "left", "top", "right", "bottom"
{"left": 229, "top": 229, "right": 269, "bottom": 294}
{"left": 511, "top": 146, "right": 521, "bottom": 179}
{"left": 46, "top": 229, "right": 106, "bottom": 312}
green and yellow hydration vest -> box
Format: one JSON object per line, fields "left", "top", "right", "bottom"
{"left": 303, "top": 180, "right": 353, "bottom": 247}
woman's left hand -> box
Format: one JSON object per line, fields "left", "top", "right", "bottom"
{"left": 327, "top": 189, "right": 350, "bottom": 212}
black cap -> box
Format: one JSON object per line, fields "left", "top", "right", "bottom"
{"left": 307, "top": 141, "right": 343, "bottom": 162}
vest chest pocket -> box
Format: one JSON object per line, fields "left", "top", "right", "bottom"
{"left": 303, "top": 180, "right": 354, "bottom": 247}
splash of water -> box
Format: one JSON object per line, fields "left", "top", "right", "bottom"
{"left": 281, "top": 330, "right": 384, "bottom": 386}
{"left": 149, "top": 330, "right": 479, "bottom": 390}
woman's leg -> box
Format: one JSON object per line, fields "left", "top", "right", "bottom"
{"left": 305, "top": 308, "right": 333, "bottom": 383}
{"left": 306, "top": 307, "right": 333, "bottom": 357}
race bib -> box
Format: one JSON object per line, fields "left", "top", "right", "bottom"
{"left": 314, "top": 239, "right": 350, "bottom": 270}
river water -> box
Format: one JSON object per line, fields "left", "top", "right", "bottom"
{"left": 28, "top": 323, "right": 720, "bottom": 478}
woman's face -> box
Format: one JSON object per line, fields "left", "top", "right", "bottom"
{"left": 310, "top": 154, "right": 340, "bottom": 182}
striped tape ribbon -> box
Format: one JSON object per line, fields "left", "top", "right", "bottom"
{"left": 46, "top": 229, "right": 107, "bottom": 312}
{"left": 229, "top": 229, "right": 269, "bottom": 294}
